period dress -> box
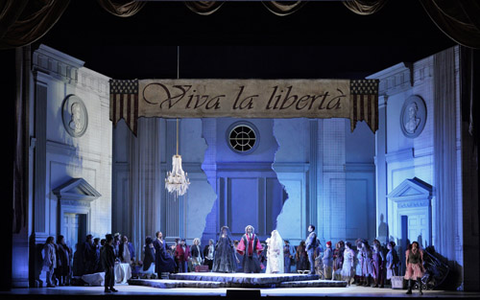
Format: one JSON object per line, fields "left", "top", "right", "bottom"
{"left": 212, "top": 234, "right": 236, "bottom": 273}
{"left": 265, "top": 230, "right": 284, "bottom": 274}
{"left": 341, "top": 247, "right": 355, "bottom": 278}
{"left": 386, "top": 248, "right": 399, "bottom": 279}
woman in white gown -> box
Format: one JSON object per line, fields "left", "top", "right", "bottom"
{"left": 265, "top": 230, "right": 284, "bottom": 274}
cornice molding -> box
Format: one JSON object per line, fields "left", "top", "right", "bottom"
{"left": 367, "top": 62, "right": 413, "bottom": 97}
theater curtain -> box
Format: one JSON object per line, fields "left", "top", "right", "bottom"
{"left": 419, "top": 0, "right": 480, "bottom": 49}
{"left": 433, "top": 47, "right": 458, "bottom": 261}
{"left": 129, "top": 118, "right": 162, "bottom": 258}
{"left": 185, "top": 1, "right": 224, "bottom": 16}
{"left": 0, "top": 0, "right": 69, "bottom": 49}
{"left": 342, "top": 0, "right": 388, "bottom": 16}
{"left": 96, "top": 0, "right": 145, "bottom": 18}
{"left": 460, "top": 47, "right": 479, "bottom": 169}
{"left": 262, "top": 1, "right": 307, "bottom": 17}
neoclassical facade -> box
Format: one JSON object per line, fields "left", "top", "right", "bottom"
{"left": 10, "top": 44, "right": 479, "bottom": 291}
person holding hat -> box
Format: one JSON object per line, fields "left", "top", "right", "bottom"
{"left": 323, "top": 241, "right": 333, "bottom": 279}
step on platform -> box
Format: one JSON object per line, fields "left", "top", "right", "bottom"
{"left": 128, "top": 273, "right": 348, "bottom": 289}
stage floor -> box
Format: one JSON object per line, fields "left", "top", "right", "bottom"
{"left": 2, "top": 272, "right": 478, "bottom": 300}
{"left": 130, "top": 272, "right": 343, "bottom": 288}
{"left": 2, "top": 284, "right": 480, "bottom": 300}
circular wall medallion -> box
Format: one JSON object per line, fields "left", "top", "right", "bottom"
{"left": 400, "top": 95, "right": 426, "bottom": 138}
{"left": 227, "top": 122, "right": 258, "bottom": 153}
{"left": 62, "top": 95, "right": 88, "bottom": 138}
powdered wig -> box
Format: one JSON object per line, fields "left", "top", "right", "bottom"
{"left": 245, "top": 225, "right": 255, "bottom": 233}
{"left": 193, "top": 238, "right": 201, "bottom": 245}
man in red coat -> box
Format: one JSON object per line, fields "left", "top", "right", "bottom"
{"left": 175, "top": 238, "right": 191, "bottom": 273}
{"left": 237, "top": 225, "right": 263, "bottom": 273}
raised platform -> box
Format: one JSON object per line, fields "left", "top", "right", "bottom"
{"left": 128, "top": 272, "right": 347, "bottom": 288}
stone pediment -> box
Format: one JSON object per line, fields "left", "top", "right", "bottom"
{"left": 387, "top": 177, "right": 433, "bottom": 202}
{"left": 53, "top": 178, "right": 101, "bottom": 202}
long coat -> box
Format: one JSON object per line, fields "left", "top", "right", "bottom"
{"left": 237, "top": 234, "right": 263, "bottom": 273}
{"left": 153, "top": 238, "right": 176, "bottom": 273}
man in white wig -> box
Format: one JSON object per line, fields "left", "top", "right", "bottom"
{"left": 237, "top": 225, "right": 263, "bottom": 273}
{"left": 265, "top": 230, "right": 284, "bottom": 274}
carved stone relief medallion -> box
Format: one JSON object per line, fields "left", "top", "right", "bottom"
{"left": 400, "top": 95, "right": 426, "bottom": 138}
{"left": 62, "top": 95, "right": 88, "bottom": 138}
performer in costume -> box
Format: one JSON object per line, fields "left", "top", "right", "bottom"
{"left": 404, "top": 241, "right": 425, "bottom": 295}
{"left": 203, "top": 239, "right": 215, "bottom": 270}
{"left": 153, "top": 231, "right": 176, "bottom": 275}
{"left": 237, "top": 225, "right": 263, "bottom": 273}
{"left": 305, "top": 224, "right": 317, "bottom": 274}
{"left": 265, "top": 230, "right": 284, "bottom": 274}
{"left": 341, "top": 241, "right": 356, "bottom": 285}
{"left": 141, "top": 236, "right": 156, "bottom": 278}
{"left": 212, "top": 226, "right": 236, "bottom": 273}
{"left": 283, "top": 240, "right": 296, "bottom": 273}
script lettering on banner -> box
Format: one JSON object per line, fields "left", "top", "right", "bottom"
{"left": 110, "top": 79, "right": 378, "bottom": 136}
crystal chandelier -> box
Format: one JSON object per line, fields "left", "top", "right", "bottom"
{"left": 165, "top": 118, "right": 190, "bottom": 198}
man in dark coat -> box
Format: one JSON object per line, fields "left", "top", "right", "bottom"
{"left": 153, "top": 231, "right": 176, "bottom": 276}
{"left": 93, "top": 237, "right": 102, "bottom": 272}
{"left": 101, "top": 234, "right": 117, "bottom": 293}
{"left": 83, "top": 234, "right": 95, "bottom": 274}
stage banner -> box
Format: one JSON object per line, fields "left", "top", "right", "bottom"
{"left": 109, "top": 79, "right": 379, "bottom": 136}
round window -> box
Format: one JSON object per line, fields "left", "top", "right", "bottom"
{"left": 228, "top": 124, "right": 257, "bottom": 153}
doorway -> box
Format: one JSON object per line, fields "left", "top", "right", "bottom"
{"left": 63, "top": 213, "right": 87, "bottom": 252}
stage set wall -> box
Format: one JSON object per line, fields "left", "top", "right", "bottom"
{"left": 13, "top": 44, "right": 479, "bottom": 290}
{"left": 369, "top": 45, "right": 479, "bottom": 290}
{"left": 113, "top": 116, "right": 375, "bottom": 248}
{"left": 12, "top": 45, "right": 112, "bottom": 287}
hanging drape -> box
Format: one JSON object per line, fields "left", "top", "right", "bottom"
{"left": 129, "top": 118, "right": 162, "bottom": 260}
{"left": 419, "top": 0, "right": 480, "bottom": 49}
{"left": 342, "top": 0, "right": 388, "bottom": 16}
{"left": 12, "top": 46, "right": 30, "bottom": 234}
{"left": 262, "top": 1, "right": 307, "bottom": 17}
{"left": 0, "top": 0, "right": 70, "bottom": 49}
{"left": 2, "top": 1, "right": 480, "bottom": 50}
{"left": 433, "top": 47, "right": 458, "bottom": 261}
{"left": 185, "top": 1, "right": 224, "bottom": 16}
{"left": 460, "top": 47, "right": 479, "bottom": 169}
{"left": 96, "top": 0, "right": 145, "bottom": 18}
